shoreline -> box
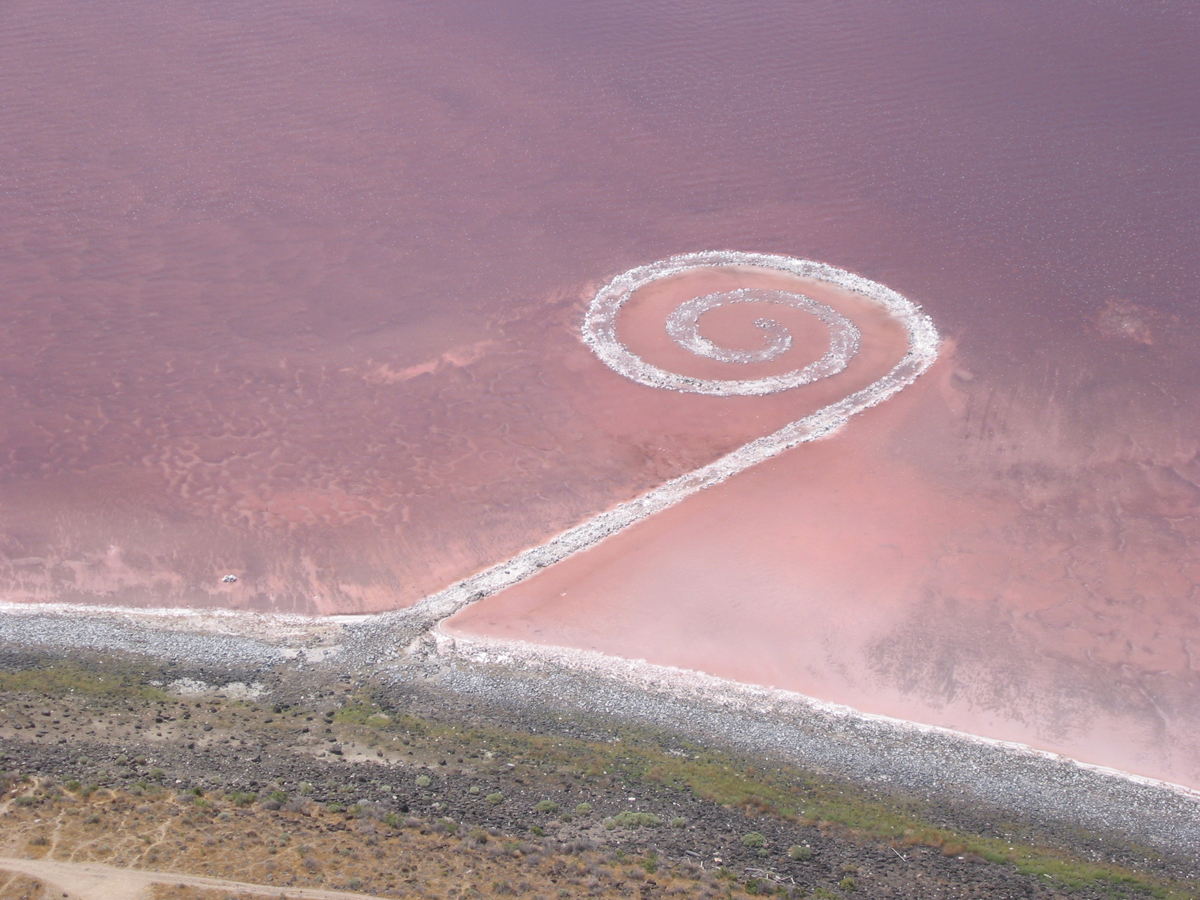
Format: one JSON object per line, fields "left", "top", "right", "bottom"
{"left": 435, "top": 628, "right": 1200, "bottom": 804}
{"left": 7, "top": 592, "right": 1200, "bottom": 803}
{"left": 3, "top": 597, "right": 1200, "bottom": 860}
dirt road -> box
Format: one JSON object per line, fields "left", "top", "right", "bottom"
{"left": 0, "top": 857, "right": 382, "bottom": 900}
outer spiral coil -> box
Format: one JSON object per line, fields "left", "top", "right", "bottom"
{"left": 586, "top": 270, "right": 859, "bottom": 395}
{"left": 582, "top": 251, "right": 903, "bottom": 395}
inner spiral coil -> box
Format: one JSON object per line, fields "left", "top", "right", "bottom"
{"left": 584, "top": 252, "right": 863, "bottom": 396}
{"left": 665, "top": 288, "right": 859, "bottom": 381}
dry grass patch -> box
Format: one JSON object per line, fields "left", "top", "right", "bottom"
{"left": 0, "top": 786, "right": 743, "bottom": 900}
{"left": 0, "top": 874, "right": 50, "bottom": 900}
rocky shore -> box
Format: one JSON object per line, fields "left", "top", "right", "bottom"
{"left": 1, "top": 604, "right": 1199, "bottom": 899}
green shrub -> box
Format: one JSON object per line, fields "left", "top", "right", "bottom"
{"left": 574, "top": 802, "right": 592, "bottom": 815}
{"left": 670, "top": 816, "right": 687, "bottom": 828}
{"left": 741, "top": 832, "right": 766, "bottom": 849}
{"left": 788, "top": 845, "right": 813, "bottom": 861}
{"left": 298, "top": 782, "right": 314, "bottom": 795}
{"left": 534, "top": 799, "right": 559, "bottom": 814}
{"left": 415, "top": 775, "right": 431, "bottom": 788}
{"left": 486, "top": 792, "right": 504, "bottom": 805}
{"left": 529, "top": 825, "right": 544, "bottom": 837}
{"left": 605, "top": 810, "right": 661, "bottom": 829}
{"left": 838, "top": 876, "right": 857, "bottom": 891}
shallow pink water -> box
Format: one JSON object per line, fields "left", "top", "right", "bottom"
{"left": 3, "top": 0, "right": 1200, "bottom": 784}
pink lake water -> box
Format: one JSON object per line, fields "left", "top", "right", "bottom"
{"left": 2, "top": 0, "right": 1200, "bottom": 785}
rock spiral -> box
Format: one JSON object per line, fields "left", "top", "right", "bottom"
{"left": 414, "top": 251, "right": 940, "bottom": 624}
{"left": 587, "top": 267, "right": 860, "bottom": 395}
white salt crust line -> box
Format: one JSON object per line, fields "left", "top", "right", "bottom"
{"left": 0, "top": 600, "right": 353, "bottom": 629}
{"left": 0, "top": 600, "right": 353, "bottom": 647}
{"left": 407, "top": 251, "right": 939, "bottom": 624}
{"left": 435, "top": 630, "right": 1200, "bottom": 806}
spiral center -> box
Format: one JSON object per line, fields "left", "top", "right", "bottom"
{"left": 666, "top": 288, "right": 829, "bottom": 365}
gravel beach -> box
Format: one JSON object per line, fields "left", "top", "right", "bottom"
{"left": 2, "top": 600, "right": 1198, "bottom": 877}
